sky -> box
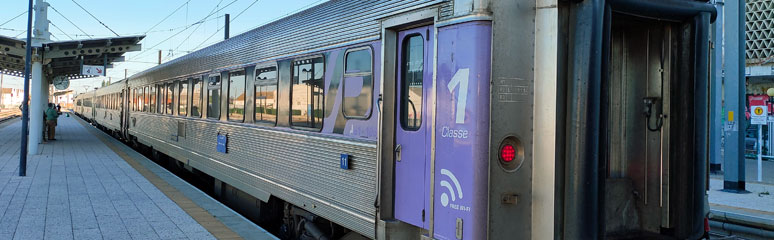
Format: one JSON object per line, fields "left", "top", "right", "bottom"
{"left": 0, "top": 0, "right": 326, "bottom": 94}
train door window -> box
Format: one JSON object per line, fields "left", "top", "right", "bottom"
{"left": 207, "top": 75, "right": 222, "bottom": 119}
{"left": 167, "top": 82, "right": 175, "bottom": 115}
{"left": 400, "top": 35, "right": 424, "bottom": 130}
{"left": 228, "top": 70, "right": 246, "bottom": 122}
{"left": 144, "top": 86, "right": 150, "bottom": 112}
{"left": 343, "top": 47, "right": 373, "bottom": 119}
{"left": 192, "top": 77, "right": 202, "bottom": 118}
{"left": 254, "top": 66, "right": 278, "bottom": 124}
{"left": 179, "top": 80, "right": 188, "bottom": 116}
{"left": 150, "top": 85, "right": 156, "bottom": 113}
{"left": 131, "top": 89, "right": 135, "bottom": 111}
{"left": 291, "top": 56, "right": 324, "bottom": 130}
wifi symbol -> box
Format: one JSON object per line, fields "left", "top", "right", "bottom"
{"left": 440, "top": 169, "right": 463, "bottom": 207}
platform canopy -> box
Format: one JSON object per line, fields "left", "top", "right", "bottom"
{"left": 0, "top": 35, "right": 143, "bottom": 80}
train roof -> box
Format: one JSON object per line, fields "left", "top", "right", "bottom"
{"left": 129, "top": 0, "right": 451, "bottom": 85}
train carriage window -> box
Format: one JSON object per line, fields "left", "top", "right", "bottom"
{"left": 401, "top": 35, "right": 424, "bottom": 130}
{"left": 343, "top": 47, "right": 373, "bottom": 119}
{"left": 254, "top": 66, "right": 278, "bottom": 124}
{"left": 291, "top": 56, "right": 325, "bottom": 130}
{"left": 228, "top": 70, "right": 246, "bottom": 122}
{"left": 192, "top": 77, "right": 202, "bottom": 117}
{"left": 131, "top": 89, "right": 136, "bottom": 111}
{"left": 207, "top": 75, "right": 222, "bottom": 119}
{"left": 150, "top": 85, "right": 156, "bottom": 113}
{"left": 179, "top": 80, "right": 188, "bottom": 116}
{"left": 138, "top": 88, "right": 144, "bottom": 112}
{"left": 144, "top": 86, "right": 150, "bottom": 112}
{"left": 158, "top": 84, "right": 165, "bottom": 114}
{"left": 167, "top": 82, "right": 175, "bottom": 115}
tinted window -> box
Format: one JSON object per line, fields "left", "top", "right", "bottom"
{"left": 144, "top": 86, "right": 150, "bottom": 112}
{"left": 228, "top": 70, "right": 246, "bottom": 122}
{"left": 179, "top": 80, "right": 188, "bottom": 116}
{"left": 166, "top": 82, "right": 175, "bottom": 115}
{"left": 207, "top": 75, "right": 221, "bottom": 119}
{"left": 401, "top": 35, "right": 424, "bottom": 130}
{"left": 138, "top": 88, "right": 144, "bottom": 112}
{"left": 149, "top": 86, "right": 156, "bottom": 113}
{"left": 343, "top": 48, "right": 373, "bottom": 119}
{"left": 255, "top": 66, "right": 278, "bottom": 124}
{"left": 192, "top": 77, "right": 202, "bottom": 117}
{"left": 291, "top": 57, "right": 324, "bottom": 130}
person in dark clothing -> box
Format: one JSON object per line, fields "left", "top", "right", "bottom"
{"left": 45, "top": 103, "right": 58, "bottom": 140}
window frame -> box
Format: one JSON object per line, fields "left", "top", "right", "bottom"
{"left": 144, "top": 86, "right": 150, "bottom": 112}
{"left": 290, "top": 55, "right": 326, "bottom": 131}
{"left": 191, "top": 76, "right": 203, "bottom": 118}
{"left": 166, "top": 81, "right": 176, "bottom": 115}
{"left": 206, "top": 73, "right": 222, "bottom": 120}
{"left": 227, "top": 69, "right": 246, "bottom": 122}
{"left": 253, "top": 63, "right": 279, "bottom": 125}
{"left": 179, "top": 79, "right": 189, "bottom": 117}
{"left": 399, "top": 33, "right": 425, "bottom": 131}
{"left": 149, "top": 85, "right": 156, "bottom": 114}
{"left": 342, "top": 46, "right": 374, "bottom": 120}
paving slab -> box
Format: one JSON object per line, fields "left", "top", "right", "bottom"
{"left": 0, "top": 115, "right": 275, "bottom": 239}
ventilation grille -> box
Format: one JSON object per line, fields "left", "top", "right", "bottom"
{"left": 747, "top": 0, "right": 774, "bottom": 63}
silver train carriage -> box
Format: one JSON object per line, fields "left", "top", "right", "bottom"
{"left": 75, "top": 0, "right": 718, "bottom": 239}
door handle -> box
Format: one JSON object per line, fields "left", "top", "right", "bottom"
{"left": 395, "top": 144, "right": 402, "bottom": 162}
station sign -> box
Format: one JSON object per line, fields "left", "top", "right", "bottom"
{"left": 82, "top": 65, "right": 105, "bottom": 76}
{"left": 751, "top": 105, "right": 767, "bottom": 125}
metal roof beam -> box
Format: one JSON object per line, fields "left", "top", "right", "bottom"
{"left": 43, "top": 43, "right": 141, "bottom": 59}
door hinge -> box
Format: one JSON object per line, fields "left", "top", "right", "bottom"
{"left": 422, "top": 209, "right": 425, "bottom": 222}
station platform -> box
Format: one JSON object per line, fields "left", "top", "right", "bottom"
{"left": 0, "top": 115, "right": 276, "bottom": 240}
{"left": 709, "top": 178, "right": 774, "bottom": 238}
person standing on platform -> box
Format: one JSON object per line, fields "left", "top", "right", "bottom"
{"left": 45, "top": 103, "right": 58, "bottom": 141}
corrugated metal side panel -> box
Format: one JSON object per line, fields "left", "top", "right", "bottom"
{"left": 129, "top": 114, "right": 378, "bottom": 238}
{"left": 130, "top": 0, "right": 446, "bottom": 86}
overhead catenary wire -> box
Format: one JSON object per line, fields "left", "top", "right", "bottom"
{"left": 172, "top": 0, "right": 226, "bottom": 55}
{"left": 143, "top": 0, "right": 191, "bottom": 35}
{"left": 49, "top": 22, "right": 75, "bottom": 40}
{"left": 49, "top": 5, "right": 93, "bottom": 38}
{"left": 0, "top": 11, "right": 27, "bottom": 28}
{"left": 71, "top": 0, "right": 120, "bottom": 37}
{"left": 129, "top": 0, "right": 238, "bottom": 61}
{"left": 192, "top": 0, "right": 262, "bottom": 51}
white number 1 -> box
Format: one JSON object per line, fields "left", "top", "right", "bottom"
{"left": 447, "top": 68, "right": 470, "bottom": 124}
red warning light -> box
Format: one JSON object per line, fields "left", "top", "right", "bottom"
{"left": 501, "top": 145, "right": 516, "bottom": 162}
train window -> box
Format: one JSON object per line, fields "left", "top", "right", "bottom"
{"left": 254, "top": 66, "right": 278, "bottom": 124}
{"left": 228, "top": 70, "right": 246, "bottom": 122}
{"left": 400, "top": 35, "right": 424, "bottom": 131}
{"left": 291, "top": 56, "right": 324, "bottom": 130}
{"left": 166, "top": 82, "right": 175, "bottom": 115}
{"left": 207, "top": 75, "right": 222, "bottom": 119}
{"left": 192, "top": 77, "right": 202, "bottom": 118}
{"left": 131, "top": 89, "right": 135, "bottom": 111}
{"left": 149, "top": 85, "right": 156, "bottom": 113}
{"left": 158, "top": 84, "right": 165, "bottom": 114}
{"left": 179, "top": 80, "right": 188, "bottom": 116}
{"left": 343, "top": 47, "right": 373, "bottom": 119}
{"left": 138, "top": 88, "right": 144, "bottom": 112}
{"left": 144, "top": 86, "right": 150, "bottom": 112}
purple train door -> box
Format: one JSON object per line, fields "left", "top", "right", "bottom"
{"left": 394, "top": 25, "right": 434, "bottom": 229}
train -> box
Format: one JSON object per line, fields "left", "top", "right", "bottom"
{"left": 74, "top": 0, "right": 718, "bottom": 239}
